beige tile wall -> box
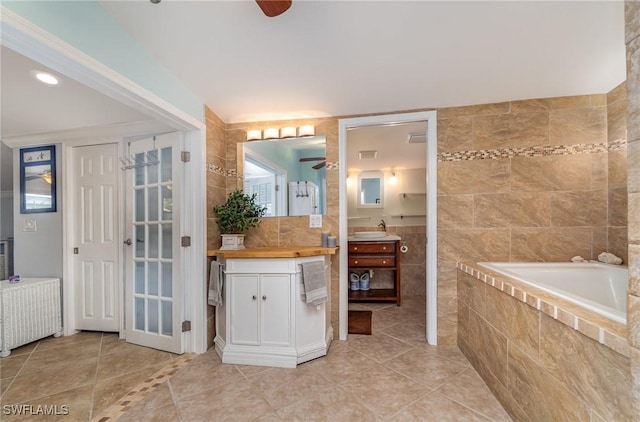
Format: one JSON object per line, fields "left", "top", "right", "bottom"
{"left": 206, "top": 91, "right": 627, "bottom": 349}
{"left": 205, "top": 107, "right": 226, "bottom": 349}
{"left": 625, "top": 0, "right": 640, "bottom": 416}
{"left": 457, "top": 267, "right": 632, "bottom": 421}
{"left": 437, "top": 90, "right": 626, "bottom": 344}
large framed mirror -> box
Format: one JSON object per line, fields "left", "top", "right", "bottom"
{"left": 240, "top": 136, "right": 326, "bottom": 217}
{"left": 20, "top": 145, "right": 56, "bottom": 214}
{"left": 357, "top": 171, "right": 384, "bottom": 208}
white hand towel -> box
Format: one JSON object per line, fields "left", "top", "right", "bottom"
{"left": 300, "top": 261, "right": 327, "bottom": 306}
{"left": 208, "top": 260, "right": 224, "bottom": 306}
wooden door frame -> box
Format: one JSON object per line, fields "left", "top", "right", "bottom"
{"left": 1, "top": 8, "right": 208, "bottom": 353}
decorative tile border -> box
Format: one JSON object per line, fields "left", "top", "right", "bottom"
{"left": 205, "top": 163, "right": 226, "bottom": 176}
{"left": 438, "top": 140, "right": 626, "bottom": 162}
{"left": 206, "top": 141, "right": 626, "bottom": 171}
{"left": 456, "top": 262, "right": 630, "bottom": 358}
{"left": 91, "top": 354, "right": 195, "bottom": 422}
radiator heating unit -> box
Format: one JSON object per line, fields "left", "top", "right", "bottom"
{"left": 1, "top": 277, "right": 63, "bottom": 357}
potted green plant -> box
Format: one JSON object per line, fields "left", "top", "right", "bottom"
{"left": 213, "top": 189, "right": 266, "bottom": 250}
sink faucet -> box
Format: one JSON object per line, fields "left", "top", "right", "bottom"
{"left": 378, "top": 219, "right": 386, "bottom": 232}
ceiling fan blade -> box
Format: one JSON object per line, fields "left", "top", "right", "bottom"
{"left": 299, "top": 157, "right": 326, "bottom": 162}
{"left": 312, "top": 162, "right": 326, "bottom": 170}
{"left": 255, "top": 0, "right": 292, "bottom": 17}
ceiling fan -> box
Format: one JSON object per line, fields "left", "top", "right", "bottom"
{"left": 150, "top": 0, "right": 292, "bottom": 17}
{"left": 299, "top": 156, "right": 326, "bottom": 170}
{"left": 25, "top": 170, "right": 53, "bottom": 184}
{"left": 255, "top": 0, "right": 292, "bottom": 17}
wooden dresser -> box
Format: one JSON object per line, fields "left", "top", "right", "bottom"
{"left": 348, "top": 240, "right": 401, "bottom": 305}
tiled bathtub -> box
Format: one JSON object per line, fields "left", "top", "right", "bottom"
{"left": 457, "top": 262, "right": 632, "bottom": 421}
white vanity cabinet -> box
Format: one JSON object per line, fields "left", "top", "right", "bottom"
{"left": 228, "top": 273, "right": 291, "bottom": 347}
{"left": 214, "top": 249, "right": 334, "bottom": 368}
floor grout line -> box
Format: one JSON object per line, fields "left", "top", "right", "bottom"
{"left": 87, "top": 333, "right": 105, "bottom": 421}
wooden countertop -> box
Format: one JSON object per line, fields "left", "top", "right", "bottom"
{"left": 207, "top": 246, "right": 338, "bottom": 258}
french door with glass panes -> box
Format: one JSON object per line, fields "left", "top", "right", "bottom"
{"left": 124, "top": 133, "right": 183, "bottom": 353}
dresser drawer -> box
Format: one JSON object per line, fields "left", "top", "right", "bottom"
{"left": 349, "top": 256, "right": 395, "bottom": 267}
{"left": 348, "top": 242, "right": 395, "bottom": 254}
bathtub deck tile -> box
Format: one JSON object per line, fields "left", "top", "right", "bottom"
{"left": 577, "top": 318, "right": 600, "bottom": 342}
{"left": 525, "top": 293, "right": 540, "bottom": 310}
{"left": 556, "top": 308, "right": 577, "bottom": 328}
{"left": 602, "top": 331, "right": 630, "bottom": 357}
{"left": 540, "top": 301, "right": 557, "bottom": 319}
{"left": 512, "top": 287, "right": 525, "bottom": 302}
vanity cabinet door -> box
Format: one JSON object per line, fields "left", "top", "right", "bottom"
{"left": 229, "top": 274, "right": 260, "bottom": 346}
{"left": 260, "top": 274, "right": 291, "bottom": 347}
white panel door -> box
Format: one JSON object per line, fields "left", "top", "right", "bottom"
{"left": 124, "top": 133, "right": 183, "bottom": 353}
{"left": 74, "top": 143, "right": 120, "bottom": 331}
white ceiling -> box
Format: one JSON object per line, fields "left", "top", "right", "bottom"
{"left": 0, "top": 46, "right": 152, "bottom": 139}
{"left": 347, "top": 121, "right": 426, "bottom": 172}
{"left": 0, "top": 1, "right": 627, "bottom": 183}
{"left": 100, "top": 0, "right": 626, "bottom": 124}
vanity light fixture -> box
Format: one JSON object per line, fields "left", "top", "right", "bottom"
{"left": 298, "top": 125, "right": 315, "bottom": 137}
{"left": 32, "top": 71, "right": 59, "bottom": 86}
{"left": 280, "top": 126, "right": 297, "bottom": 138}
{"left": 263, "top": 128, "right": 280, "bottom": 139}
{"left": 245, "top": 125, "right": 317, "bottom": 141}
{"left": 247, "top": 130, "right": 262, "bottom": 141}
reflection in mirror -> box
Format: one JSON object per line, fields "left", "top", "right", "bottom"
{"left": 357, "top": 171, "right": 384, "bottom": 208}
{"left": 20, "top": 145, "right": 56, "bottom": 213}
{"left": 241, "top": 136, "right": 326, "bottom": 217}
{"left": 24, "top": 165, "right": 53, "bottom": 209}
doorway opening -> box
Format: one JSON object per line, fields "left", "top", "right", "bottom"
{"left": 338, "top": 111, "right": 437, "bottom": 344}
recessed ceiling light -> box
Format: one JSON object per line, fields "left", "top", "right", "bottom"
{"left": 33, "top": 71, "right": 59, "bottom": 86}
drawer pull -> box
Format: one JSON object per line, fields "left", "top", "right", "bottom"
{"left": 354, "top": 260, "right": 358, "bottom": 264}
{"left": 353, "top": 247, "right": 358, "bottom": 250}
{"left": 382, "top": 260, "right": 387, "bottom": 264}
{"left": 382, "top": 246, "right": 387, "bottom": 250}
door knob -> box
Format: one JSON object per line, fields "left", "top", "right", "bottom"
{"left": 123, "top": 238, "right": 133, "bottom": 246}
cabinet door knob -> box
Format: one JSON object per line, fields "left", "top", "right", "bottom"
{"left": 252, "top": 295, "right": 257, "bottom": 300}
{"left": 262, "top": 295, "right": 267, "bottom": 301}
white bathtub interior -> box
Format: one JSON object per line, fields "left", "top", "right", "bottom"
{"left": 478, "top": 262, "right": 627, "bottom": 324}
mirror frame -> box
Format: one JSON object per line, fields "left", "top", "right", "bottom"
{"left": 20, "top": 145, "right": 56, "bottom": 214}
{"left": 357, "top": 170, "right": 384, "bottom": 208}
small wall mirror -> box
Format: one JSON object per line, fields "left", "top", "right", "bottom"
{"left": 357, "top": 171, "right": 384, "bottom": 208}
{"left": 241, "top": 136, "right": 326, "bottom": 217}
{"left": 20, "top": 145, "right": 56, "bottom": 213}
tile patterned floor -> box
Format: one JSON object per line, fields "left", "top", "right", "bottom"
{"left": 0, "top": 297, "right": 512, "bottom": 421}
{"left": 0, "top": 332, "right": 179, "bottom": 421}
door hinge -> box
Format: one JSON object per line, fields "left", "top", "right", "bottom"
{"left": 73, "top": 247, "right": 79, "bottom": 254}
{"left": 181, "top": 320, "right": 191, "bottom": 332}
{"left": 181, "top": 151, "right": 191, "bottom": 163}
{"left": 275, "top": 184, "right": 280, "bottom": 191}
{"left": 181, "top": 236, "right": 191, "bottom": 247}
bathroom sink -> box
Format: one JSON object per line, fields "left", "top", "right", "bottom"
{"left": 354, "top": 231, "right": 389, "bottom": 239}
